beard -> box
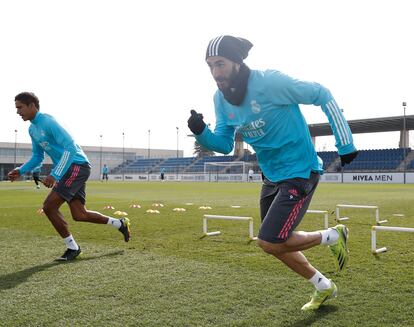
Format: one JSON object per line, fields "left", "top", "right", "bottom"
{"left": 219, "top": 63, "right": 251, "bottom": 106}
{"left": 215, "top": 64, "right": 239, "bottom": 92}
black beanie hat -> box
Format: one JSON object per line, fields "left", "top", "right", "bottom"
{"left": 205, "top": 35, "right": 253, "bottom": 64}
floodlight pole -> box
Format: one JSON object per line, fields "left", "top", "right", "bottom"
{"left": 99, "top": 134, "right": 103, "bottom": 181}
{"left": 176, "top": 127, "right": 179, "bottom": 179}
{"left": 13, "top": 129, "right": 17, "bottom": 169}
{"left": 148, "top": 129, "right": 151, "bottom": 159}
{"left": 122, "top": 132, "right": 125, "bottom": 181}
{"left": 403, "top": 102, "right": 407, "bottom": 184}
{"left": 176, "top": 127, "right": 179, "bottom": 159}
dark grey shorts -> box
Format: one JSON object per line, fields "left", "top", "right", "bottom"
{"left": 53, "top": 163, "right": 91, "bottom": 204}
{"left": 258, "top": 172, "right": 320, "bottom": 243}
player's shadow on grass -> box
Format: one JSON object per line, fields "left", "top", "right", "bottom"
{"left": 286, "top": 305, "right": 338, "bottom": 327}
{"left": 0, "top": 250, "right": 124, "bottom": 290}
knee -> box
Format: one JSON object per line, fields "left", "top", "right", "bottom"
{"left": 257, "top": 239, "right": 286, "bottom": 256}
{"left": 43, "top": 200, "right": 57, "bottom": 215}
{"left": 257, "top": 239, "right": 273, "bottom": 254}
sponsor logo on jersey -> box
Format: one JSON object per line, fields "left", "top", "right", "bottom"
{"left": 237, "top": 118, "right": 266, "bottom": 138}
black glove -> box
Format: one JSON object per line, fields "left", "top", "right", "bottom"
{"left": 187, "top": 109, "right": 206, "bottom": 135}
{"left": 340, "top": 151, "right": 358, "bottom": 166}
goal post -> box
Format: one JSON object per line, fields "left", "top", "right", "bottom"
{"left": 203, "top": 161, "right": 252, "bottom": 175}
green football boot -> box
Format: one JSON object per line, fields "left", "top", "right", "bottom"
{"left": 328, "top": 224, "right": 349, "bottom": 271}
{"left": 301, "top": 281, "right": 338, "bottom": 311}
{"left": 119, "top": 217, "right": 131, "bottom": 242}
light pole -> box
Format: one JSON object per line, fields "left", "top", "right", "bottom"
{"left": 176, "top": 127, "right": 179, "bottom": 179}
{"left": 176, "top": 127, "right": 179, "bottom": 159}
{"left": 99, "top": 135, "right": 103, "bottom": 181}
{"left": 148, "top": 129, "right": 151, "bottom": 159}
{"left": 13, "top": 129, "right": 18, "bottom": 168}
{"left": 122, "top": 132, "right": 125, "bottom": 181}
{"left": 403, "top": 102, "right": 407, "bottom": 184}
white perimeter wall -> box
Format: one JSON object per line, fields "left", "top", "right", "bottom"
{"left": 108, "top": 172, "right": 414, "bottom": 184}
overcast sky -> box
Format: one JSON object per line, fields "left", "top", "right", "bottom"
{"left": 1, "top": 0, "right": 413, "bottom": 157}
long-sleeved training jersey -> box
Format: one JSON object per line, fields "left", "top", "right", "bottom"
{"left": 18, "top": 112, "right": 89, "bottom": 180}
{"left": 195, "top": 69, "right": 356, "bottom": 182}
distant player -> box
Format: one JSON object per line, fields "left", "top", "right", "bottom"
{"left": 8, "top": 92, "right": 131, "bottom": 261}
{"left": 102, "top": 164, "right": 109, "bottom": 181}
{"left": 248, "top": 168, "right": 254, "bottom": 182}
{"left": 160, "top": 167, "right": 165, "bottom": 181}
{"left": 188, "top": 36, "right": 358, "bottom": 310}
{"left": 32, "top": 165, "right": 42, "bottom": 189}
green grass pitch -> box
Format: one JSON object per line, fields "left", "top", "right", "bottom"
{"left": 0, "top": 181, "right": 413, "bottom": 326}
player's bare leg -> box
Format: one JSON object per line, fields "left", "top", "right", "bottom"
{"left": 42, "top": 191, "right": 81, "bottom": 260}
{"left": 68, "top": 199, "right": 131, "bottom": 242}
{"left": 43, "top": 191, "right": 70, "bottom": 238}
{"left": 257, "top": 231, "right": 322, "bottom": 278}
{"left": 68, "top": 199, "right": 110, "bottom": 224}
{"left": 258, "top": 231, "right": 339, "bottom": 310}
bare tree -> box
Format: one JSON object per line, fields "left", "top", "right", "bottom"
{"left": 193, "top": 141, "right": 216, "bottom": 157}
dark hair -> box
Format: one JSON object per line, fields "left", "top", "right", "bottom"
{"left": 15, "top": 92, "right": 40, "bottom": 109}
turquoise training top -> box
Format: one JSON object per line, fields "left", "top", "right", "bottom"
{"left": 19, "top": 112, "right": 89, "bottom": 180}
{"left": 195, "top": 69, "right": 356, "bottom": 182}
{"left": 31, "top": 165, "right": 42, "bottom": 173}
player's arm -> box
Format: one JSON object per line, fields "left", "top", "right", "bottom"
{"left": 42, "top": 175, "right": 56, "bottom": 188}
{"left": 266, "top": 71, "right": 358, "bottom": 163}
{"left": 7, "top": 169, "right": 20, "bottom": 182}
{"left": 46, "top": 116, "right": 79, "bottom": 180}
{"left": 187, "top": 109, "right": 235, "bottom": 154}
{"left": 14, "top": 135, "right": 45, "bottom": 180}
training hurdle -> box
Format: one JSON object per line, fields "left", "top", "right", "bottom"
{"left": 336, "top": 204, "right": 388, "bottom": 225}
{"left": 371, "top": 225, "right": 414, "bottom": 254}
{"left": 203, "top": 214, "right": 257, "bottom": 241}
{"left": 307, "top": 210, "right": 329, "bottom": 229}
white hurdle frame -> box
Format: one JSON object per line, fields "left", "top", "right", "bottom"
{"left": 371, "top": 225, "right": 414, "bottom": 254}
{"left": 336, "top": 204, "right": 388, "bottom": 225}
{"left": 307, "top": 210, "right": 329, "bottom": 229}
{"left": 203, "top": 214, "right": 257, "bottom": 241}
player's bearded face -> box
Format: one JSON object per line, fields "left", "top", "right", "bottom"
{"left": 214, "top": 62, "right": 240, "bottom": 92}
{"left": 207, "top": 56, "right": 241, "bottom": 92}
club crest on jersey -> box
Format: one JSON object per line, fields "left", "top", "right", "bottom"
{"left": 228, "top": 112, "right": 235, "bottom": 119}
{"left": 251, "top": 100, "right": 261, "bottom": 114}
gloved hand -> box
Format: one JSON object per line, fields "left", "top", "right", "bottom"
{"left": 340, "top": 151, "right": 358, "bottom": 166}
{"left": 187, "top": 109, "right": 206, "bottom": 135}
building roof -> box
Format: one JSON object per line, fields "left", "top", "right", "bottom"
{"left": 308, "top": 115, "right": 414, "bottom": 137}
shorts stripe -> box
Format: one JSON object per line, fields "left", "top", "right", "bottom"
{"left": 65, "top": 165, "right": 80, "bottom": 187}
{"left": 277, "top": 195, "right": 309, "bottom": 239}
